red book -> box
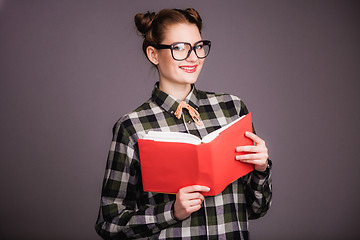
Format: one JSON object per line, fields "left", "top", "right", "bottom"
{"left": 138, "top": 113, "right": 254, "bottom": 196}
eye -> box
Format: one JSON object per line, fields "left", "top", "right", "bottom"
{"left": 173, "top": 43, "right": 186, "bottom": 51}
{"left": 195, "top": 44, "right": 204, "bottom": 50}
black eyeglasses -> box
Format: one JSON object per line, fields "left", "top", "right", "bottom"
{"left": 153, "top": 40, "right": 211, "bottom": 61}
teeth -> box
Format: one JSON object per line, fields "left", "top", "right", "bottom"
{"left": 180, "top": 67, "right": 195, "bottom": 70}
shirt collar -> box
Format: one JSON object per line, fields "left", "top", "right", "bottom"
{"left": 151, "top": 82, "right": 200, "bottom": 116}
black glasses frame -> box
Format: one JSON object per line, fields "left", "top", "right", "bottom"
{"left": 153, "top": 40, "right": 211, "bottom": 61}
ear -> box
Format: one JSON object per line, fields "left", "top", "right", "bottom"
{"left": 146, "top": 46, "right": 159, "bottom": 65}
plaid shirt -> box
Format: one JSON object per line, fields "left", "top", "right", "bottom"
{"left": 96, "top": 83, "right": 272, "bottom": 239}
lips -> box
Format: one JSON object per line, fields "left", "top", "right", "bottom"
{"left": 179, "top": 65, "right": 197, "bottom": 73}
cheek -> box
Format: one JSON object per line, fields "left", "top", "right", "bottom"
{"left": 197, "top": 60, "right": 205, "bottom": 71}
{"left": 164, "top": 62, "right": 180, "bottom": 73}
{"left": 159, "top": 51, "right": 174, "bottom": 63}
{"left": 158, "top": 62, "right": 179, "bottom": 78}
{"left": 159, "top": 54, "right": 179, "bottom": 70}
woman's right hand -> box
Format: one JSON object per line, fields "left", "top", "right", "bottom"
{"left": 173, "top": 185, "right": 210, "bottom": 220}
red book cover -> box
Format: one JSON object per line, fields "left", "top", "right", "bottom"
{"left": 138, "top": 113, "right": 254, "bottom": 196}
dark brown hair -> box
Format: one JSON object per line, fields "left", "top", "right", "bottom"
{"left": 134, "top": 8, "right": 203, "bottom": 58}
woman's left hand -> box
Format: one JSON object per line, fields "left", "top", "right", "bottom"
{"left": 235, "top": 131, "right": 269, "bottom": 172}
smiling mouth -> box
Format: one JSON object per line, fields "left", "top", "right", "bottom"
{"left": 179, "top": 65, "right": 197, "bottom": 73}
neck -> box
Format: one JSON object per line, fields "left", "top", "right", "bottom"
{"left": 159, "top": 81, "right": 192, "bottom": 101}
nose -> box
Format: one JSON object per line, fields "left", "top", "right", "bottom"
{"left": 186, "top": 48, "right": 198, "bottom": 62}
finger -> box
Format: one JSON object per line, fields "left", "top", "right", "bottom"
{"left": 187, "top": 204, "right": 202, "bottom": 213}
{"left": 180, "top": 185, "right": 210, "bottom": 194}
{"left": 181, "top": 192, "right": 204, "bottom": 202}
{"left": 236, "top": 153, "right": 268, "bottom": 161}
{"left": 245, "top": 132, "right": 265, "bottom": 145}
{"left": 236, "top": 153, "right": 259, "bottom": 160}
{"left": 236, "top": 145, "right": 258, "bottom": 153}
{"left": 236, "top": 153, "right": 268, "bottom": 166}
{"left": 187, "top": 198, "right": 203, "bottom": 207}
{"left": 236, "top": 157, "right": 267, "bottom": 166}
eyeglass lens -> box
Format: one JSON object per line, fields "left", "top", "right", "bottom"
{"left": 172, "top": 41, "right": 210, "bottom": 61}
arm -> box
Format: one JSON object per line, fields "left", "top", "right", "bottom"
{"left": 235, "top": 100, "right": 273, "bottom": 219}
{"left": 242, "top": 160, "right": 272, "bottom": 219}
{"left": 95, "top": 121, "right": 178, "bottom": 239}
{"left": 236, "top": 132, "right": 272, "bottom": 219}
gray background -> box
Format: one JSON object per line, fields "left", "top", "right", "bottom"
{"left": 0, "top": 0, "right": 359, "bottom": 239}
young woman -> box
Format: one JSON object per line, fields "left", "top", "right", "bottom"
{"left": 96, "top": 8, "right": 272, "bottom": 240}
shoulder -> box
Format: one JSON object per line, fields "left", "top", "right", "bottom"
{"left": 112, "top": 98, "right": 157, "bottom": 142}
{"left": 197, "top": 89, "right": 246, "bottom": 110}
{"left": 197, "top": 89, "right": 241, "bottom": 103}
{"left": 196, "top": 88, "right": 250, "bottom": 118}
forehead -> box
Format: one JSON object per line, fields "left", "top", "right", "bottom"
{"left": 162, "top": 23, "right": 202, "bottom": 44}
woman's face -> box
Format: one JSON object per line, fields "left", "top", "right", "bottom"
{"left": 154, "top": 23, "right": 205, "bottom": 89}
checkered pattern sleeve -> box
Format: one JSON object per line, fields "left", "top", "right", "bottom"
{"left": 243, "top": 163, "right": 272, "bottom": 220}
{"left": 239, "top": 100, "right": 272, "bottom": 219}
{"left": 95, "top": 118, "right": 178, "bottom": 239}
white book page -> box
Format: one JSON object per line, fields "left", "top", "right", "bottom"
{"left": 143, "top": 131, "right": 202, "bottom": 145}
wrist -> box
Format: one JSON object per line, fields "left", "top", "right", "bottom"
{"left": 255, "top": 165, "right": 267, "bottom": 172}
{"left": 255, "top": 159, "right": 271, "bottom": 176}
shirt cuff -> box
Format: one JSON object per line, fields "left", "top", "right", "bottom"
{"left": 155, "top": 200, "right": 178, "bottom": 229}
{"left": 252, "top": 160, "right": 272, "bottom": 185}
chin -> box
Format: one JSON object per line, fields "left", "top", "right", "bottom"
{"left": 180, "top": 76, "right": 197, "bottom": 85}
{"left": 183, "top": 72, "right": 201, "bottom": 84}
{"left": 188, "top": 77, "right": 199, "bottom": 84}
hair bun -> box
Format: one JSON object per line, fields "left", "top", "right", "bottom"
{"left": 134, "top": 11, "right": 156, "bottom": 36}
{"left": 184, "top": 8, "right": 202, "bottom": 24}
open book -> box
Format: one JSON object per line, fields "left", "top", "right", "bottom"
{"left": 138, "top": 112, "right": 254, "bottom": 196}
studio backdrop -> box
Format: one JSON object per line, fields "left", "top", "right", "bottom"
{"left": 0, "top": 0, "right": 359, "bottom": 239}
